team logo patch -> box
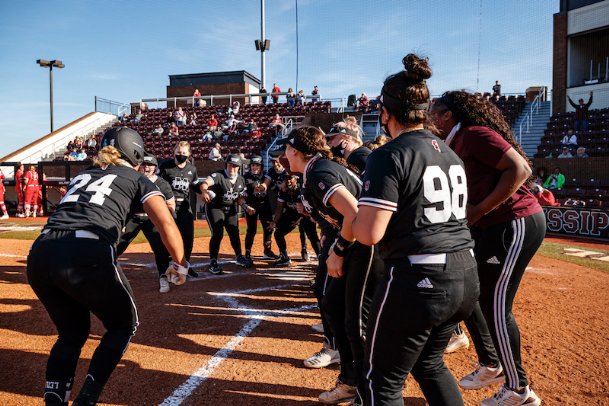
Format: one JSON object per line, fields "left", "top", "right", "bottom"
{"left": 318, "top": 182, "right": 325, "bottom": 190}
{"left": 364, "top": 180, "right": 370, "bottom": 191}
{"left": 431, "top": 140, "right": 441, "bottom": 152}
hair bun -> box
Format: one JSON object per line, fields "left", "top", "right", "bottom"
{"left": 402, "top": 53, "right": 432, "bottom": 81}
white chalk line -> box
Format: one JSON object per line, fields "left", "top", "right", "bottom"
{"left": 159, "top": 282, "right": 316, "bottom": 405}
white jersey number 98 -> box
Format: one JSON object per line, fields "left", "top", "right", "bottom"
{"left": 422, "top": 165, "right": 467, "bottom": 224}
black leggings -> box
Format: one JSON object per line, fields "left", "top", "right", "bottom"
{"left": 244, "top": 201, "right": 273, "bottom": 253}
{"left": 364, "top": 251, "right": 479, "bottom": 406}
{"left": 27, "top": 231, "right": 138, "bottom": 392}
{"left": 274, "top": 210, "right": 321, "bottom": 257}
{"left": 298, "top": 215, "right": 321, "bottom": 255}
{"left": 116, "top": 218, "right": 171, "bottom": 277}
{"left": 472, "top": 211, "right": 546, "bottom": 389}
{"left": 205, "top": 204, "right": 242, "bottom": 260}
{"left": 314, "top": 231, "right": 338, "bottom": 350}
{"left": 175, "top": 202, "right": 194, "bottom": 261}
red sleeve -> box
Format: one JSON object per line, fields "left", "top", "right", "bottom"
{"left": 461, "top": 126, "right": 511, "bottom": 168}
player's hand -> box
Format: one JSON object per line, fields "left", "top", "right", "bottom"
{"left": 201, "top": 190, "right": 211, "bottom": 203}
{"left": 326, "top": 251, "right": 344, "bottom": 278}
{"left": 166, "top": 261, "right": 190, "bottom": 285}
{"left": 254, "top": 183, "right": 267, "bottom": 194}
{"left": 246, "top": 206, "right": 256, "bottom": 215}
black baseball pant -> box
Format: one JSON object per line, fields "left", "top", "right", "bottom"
{"left": 313, "top": 229, "right": 338, "bottom": 351}
{"left": 343, "top": 242, "right": 384, "bottom": 401}
{"left": 244, "top": 201, "right": 273, "bottom": 254}
{"left": 472, "top": 211, "right": 546, "bottom": 390}
{"left": 205, "top": 204, "right": 242, "bottom": 260}
{"left": 364, "top": 250, "right": 479, "bottom": 406}
{"left": 274, "top": 210, "right": 321, "bottom": 258}
{"left": 27, "top": 230, "right": 138, "bottom": 402}
{"left": 298, "top": 215, "right": 321, "bottom": 256}
{"left": 117, "top": 217, "right": 171, "bottom": 277}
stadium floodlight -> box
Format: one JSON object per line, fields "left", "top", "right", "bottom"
{"left": 36, "top": 58, "right": 65, "bottom": 133}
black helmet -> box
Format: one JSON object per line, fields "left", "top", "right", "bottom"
{"left": 142, "top": 152, "right": 158, "bottom": 167}
{"left": 101, "top": 127, "right": 145, "bottom": 166}
{"left": 225, "top": 153, "right": 243, "bottom": 169}
{"left": 250, "top": 155, "right": 263, "bottom": 165}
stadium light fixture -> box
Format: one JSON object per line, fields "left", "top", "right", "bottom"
{"left": 37, "top": 59, "right": 65, "bottom": 133}
{"left": 256, "top": 0, "right": 269, "bottom": 89}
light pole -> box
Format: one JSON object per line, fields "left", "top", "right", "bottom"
{"left": 254, "top": 0, "right": 270, "bottom": 89}
{"left": 36, "top": 59, "right": 65, "bottom": 133}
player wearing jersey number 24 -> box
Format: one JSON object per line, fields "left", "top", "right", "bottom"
{"left": 27, "top": 127, "right": 187, "bottom": 406}
{"left": 352, "top": 54, "right": 479, "bottom": 406}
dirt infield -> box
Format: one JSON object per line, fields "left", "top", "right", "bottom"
{"left": 1, "top": 224, "right": 608, "bottom": 405}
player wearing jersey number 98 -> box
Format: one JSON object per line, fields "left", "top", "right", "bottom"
{"left": 26, "top": 127, "right": 187, "bottom": 406}
{"left": 352, "top": 54, "right": 479, "bottom": 406}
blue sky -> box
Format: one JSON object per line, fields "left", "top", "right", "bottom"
{"left": 0, "top": 0, "right": 559, "bottom": 157}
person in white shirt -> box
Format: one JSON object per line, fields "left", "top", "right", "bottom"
{"left": 561, "top": 129, "right": 577, "bottom": 148}
{"left": 557, "top": 146, "right": 573, "bottom": 159}
{"left": 208, "top": 143, "right": 222, "bottom": 161}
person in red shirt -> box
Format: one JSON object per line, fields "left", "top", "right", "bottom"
{"left": 271, "top": 83, "right": 281, "bottom": 104}
{"left": 24, "top": 165, "right": 40, "bottom": 218}
{"left": 532, "top": 184, "right": 559, "bottom": 207}
{"left": 431, "top": 91, "right": 544, "bottom": 406}
{"left": 207, "top": 114, "right": 218, "bottom": 132}
{"left": 0, "top": 168, "right": 9, "bottom": 219}
{"left": 15, "top": 164, "right": 25, "bottom": 217}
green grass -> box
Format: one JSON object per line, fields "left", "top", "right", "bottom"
{"left": 536, "top": 241, "right": 609, "bottom": 274}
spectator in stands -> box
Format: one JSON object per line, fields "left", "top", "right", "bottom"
{"left": 534, "top": 167, "right": 547, "bottom": 185}
{"left": 492, "top": 80, "right": 501, "bottom": 98}
{"left": 269, "top": 113, "right": 284, "bottom": 134}
{"left": 133, "top": 110, "right": 144, "bottom": 123}
{"left": 119, "top": 112, "right": 129, "bottom": 123}
{"left": 557, "top": 146, "right": 573, "bottom": 159}
{"left": 168, "top": 123, "right": 179, "bottom": 137}
{"left": 195, "top": 98, "right": 206, "bottom": 107}
{"left": 568, "top": 91, "right": 593, "bottom": 132}
{"left": 86, "top": 135, "right": 97, "bottom": 149}
{"left": 561, "top": 129, "right": 577, "bottom": 148}
{"left": 286, "top": 88, "right": 296, "bottom": 107}
{"left": 174, "top": 107, "right": 187, "bottom": 126}
{"left": 311, "top": 85, "right": 320, "bottom": 101}
{"left": 189, "top": 113, "right": 198, "bottom": 126}
{"left": 544, "top": 167, "right": 565, "bottom": 190}
{"left": 242, "top": 118, "right": 258, "bottom": 135}
{"left": 272, "top": 83, "right": 281, "bottom": 104}
{"left": 230, "top": 101, "right": 240, "bottom": 115}
{"left": 532, "top": 184, "right": 559, "bottom": 207}
{"left": 193, "top": 88, "right": 201, "bottom": 97}
{"left": 166, "top": 111, "right": 174, "bottom": 124}
{"left": 576, "top": 146, "right": 589, "bottom": 158}
{"left": 152, "top": 124, "right": 164, "bottom": 136}
{"left": 260, "top": 86, "right": 268, "bottom": 104}
{"left": 73, "top": 136, "right": 84, "bottom": 150}
{"left": 296, "top": 89, "right": 305, "bottom": 105}
{"left": 209, "top": 143, "right": 222, "bottom": 161}
{"left": 207, "top": 114, "right": 219, "bottom": 132}
{"left": 358, "top": 92, "right": 370, "bottom": 111}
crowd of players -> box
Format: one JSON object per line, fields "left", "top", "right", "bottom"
{"left": 26, "top": 52, "right": 546, "bottom": 406}
{"left": 0, "top": 164, "right": 45, "bottom": 220}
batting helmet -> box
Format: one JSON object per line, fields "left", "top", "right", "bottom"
{"left": 101, "top": 127, "right": 145, "bottom": 166}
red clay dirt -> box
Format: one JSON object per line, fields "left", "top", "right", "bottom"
{"left": 0, "top": 223, "right": 608, "bottom": 405}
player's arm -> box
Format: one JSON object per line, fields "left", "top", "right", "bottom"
{"left": 144, "top": 195, "right": 185, "bottom": 266}
{"left": 270, "top": 199, "right": 285, "bottom": 230}
{"left": 352, "top": 206, "right": 392, "bottom": 246}
{"left": 199, "top": 176, "right": 215, "bottom": 203}
{"left": 326, "top": 186, "right": 359, "bottom": 278}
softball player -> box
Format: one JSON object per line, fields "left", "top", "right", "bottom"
{"left": 0, "top": 168, "right": 8, "bottom": 219}
{"left": 27, "top": 127, "right": 186, "bottom": 405}
{"left": 200, "top": 154, "right": 250, "bottom": 274}
{"left": 15, "top": 164, "right": 25, "bottom": 217}
{"left": 431, "top": 91, "right": 544, "bottom": 406}
{"left": 269, "top": 174, "right": 320, "bottom": 265}
{"left": 24, "top": 165, "right": 40, "bottom": 218}
{"left": 280, "top": 127, "right": 375, "bottom": 404}
{"left": 243, "top": 155, "right": 278, "bottom": 262}
{"left": 116, "top": 153, "right": 176, "bottom": 293}
{"left": 352, "top": 54, "right": 478, "bottom": 406}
